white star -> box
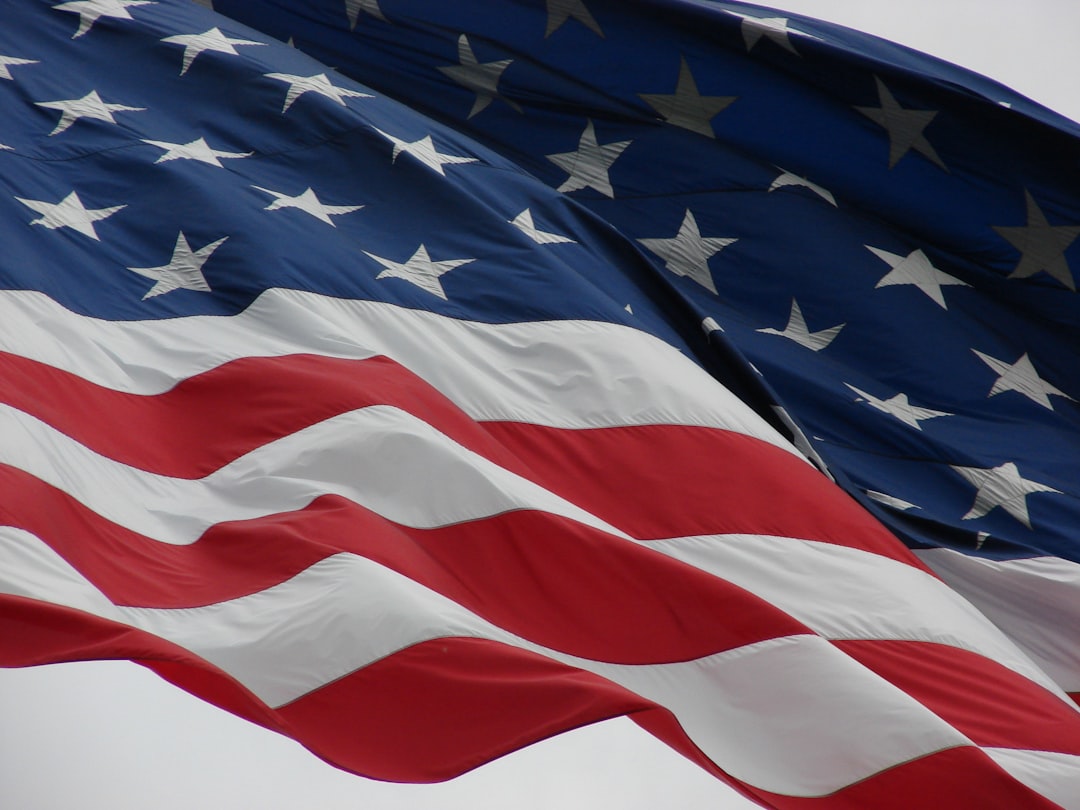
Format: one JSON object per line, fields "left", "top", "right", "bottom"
{"left": 438, "top": 34, "right": 521, "bottom": 119}
{"left": 142, "top": 137, "right": 252, "bottom": 167}
{"left": 866, "top": 245, "right": 968, "bottom": 309}
{"left": 127, "top": 232, "right": 227, "bottom": 299}
{"left": 345, "top": 0, "right": 387, "bottom": 28}
{"left": 161, "top": 27, "right": 265, "bottom": 76}
{"left": 638, "top": 56, "right": 735, "bottom": 138}
{"left": 546, "top": 119, "right": 631, "bottom": 198}
{"left": 725, "top": 11, "right": 819, "bottom": 53}
{"left": 972, "top": 349, "right": 1074, "bottom": 410}
{"left": 757, "top": 299, "right": 843, "bottom": 351}
{"left": 545, "top": 0, "right": 603, "bottom": 38}
{"left": 373, "top": 128, "right": 478, "bottom": 175}
{"left": 954, "top": 461, "right": 1060, "bottom": 528}
{"left": 637, "top": 209, "right": 735, "bottom": 294}
{"left": 16, "top": 190, "right": 125, "bottom": 240}
{"left": 769, "top": 168, "right": 836, "bottom": 206}
{"left": 856, "top": 77, "right": 946, "bottom": 170}
{"left": 363, "top": 244, "right": 474, "bottom": 300}
{"left": 844, "top": 384, "right": 951, "bottom": 429}
{"left": 264, "top": 72, "right": 372, "bottom": 113}
{"left": 993, "top": 190, "right": 1080, "bottom": 290}
{"left": 509, "top": 209, "right": 575, "bottom": 244}
{"left": 35, "top": 89, "right": 145, "bottom": 136}
{"left": 252, "top": 186, "right": 364, "bottom": 226}
{"left": 0, "top": 55, "right": 39, "bottom": 81}
{"left": 54, "top": 0, "right": 155, "bottom": 39}
{"left": 865, "top": 490, "right": 919, "bottom": 511}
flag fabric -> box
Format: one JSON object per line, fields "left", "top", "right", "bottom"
{"left": 1, "top": 2, "right": 1079, "bottom": 809}
{"left": 207, "top": 0, "right": 1080, "bottom": 705}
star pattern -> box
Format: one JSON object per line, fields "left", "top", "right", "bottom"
{"left": 0, "top": 55, "right": 39, "bottom": 81}
{"left": 36, "top": 89, "right": 145, "bottom": 136}
{"left": 546, "top": 119, "right": 631, "bottom": 198}
{"left": 725, "top": 12, "right": 819, "bottom": 54}
{"left": 142, "top": 137, "right": 252, "bottom": 167}
{"left": 866, "top": 245, "right": 968, "bottom": 308}
{"left": 639, "top": 56, "right": 735, "bottom": 138}
{"left": 438, "top": 35, "right": 521, "bottom": 119}
{"left": 127, "top": 231, "right": 227, "bottom": 299}
{"left": 54, "top": 0, "right": 155, "bottom": 39}
{"left": 509, "top": 209, "right": 576, "bottom": 244}
{"left": 993, "top": 190, "right": 1080, "bottom": 290}
{"left": 264, "top": 72, "right": 373, "bottom": 113}
{"left": 954, "top": 461, "right": 1060, "bottom": 528}
{"left": 345, "top": 0, "right": 387, "bottom": 28}
{"left": 637, "top": 209, "right": 736, "bottom": 294}
{"left": 769, "top": 169, "right": 836, "bottom": 206}
{"left": 545, "top": 0, "right": 604, "bottom": 38}
{"left": 161, "top": 27, "right": 265, "bottom": 76}
{"left": 373, "top": 128, "right": 478, "bottom": 175}
{"left": 16, "top": 190, "right": 125, "bottom": 240}
{"left": 252, "top": 186, "right": 364, "bottom": 226}
{"left": 845, "top": 384, "right": 951, "bottom": 429}
{"left": 972, "top": 350, "right": 1074, "bottom": 410}
{"left": 856, "top": 77, "right": 946, "bottom": 170}
{"left": 363, "top": 245, "right": 474, "bottom": 300}
{"left": 757, "top": 299, "right": 844, "bottom": 351}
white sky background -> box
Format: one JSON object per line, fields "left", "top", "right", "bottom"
{"left": 3, "top": 2, "right": 1079, "bottom": 808}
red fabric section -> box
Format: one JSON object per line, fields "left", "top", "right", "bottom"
{"left": 0, "top": 594, "right": 279, "bottom": 732}
{"left": 0, "top": 465, "right": 810, "bottom": 662}
{"left": 275, "top": 636, "right": 656, "bottom": 782}
{"left": 835, "top": 638, "right": 1080, "bottom": 754}
{"left": 484, "top": 420, "right": 914, "bottom": 557}
{"left": 633, "top": 708, "right": 1068, "bottom": 810}
{"left": 4, "top": 349, "right": 920, "bottom": 564}
{"left": 742, "top": 745, "right": 1064, "bottom": 810}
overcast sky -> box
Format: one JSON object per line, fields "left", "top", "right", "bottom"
{"left": 3, "top": 2, "right": 1078, "bottom": 809}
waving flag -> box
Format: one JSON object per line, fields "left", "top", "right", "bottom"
{"left": 203, "top": 0, "right": 1080, "bottom": 701}
{"left": 2, "top": 1, "right": 1080, "bottom": 808}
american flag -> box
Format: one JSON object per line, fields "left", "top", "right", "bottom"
{"left": 2, "top": 0, "right": 1079, "bottom": 807}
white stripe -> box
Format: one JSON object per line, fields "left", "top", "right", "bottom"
{"left": 0, "top": 288, "right": 797, "bottom": 454}
{"left": 0, "top": 403, "right": 629, "bottom": 544}
{"left": 647, "top": 534, "right": 1075, "bottom": 705}
{"left": 984, "top": 748, "right": 1080, "bottom": 810}
{"left": 0, "top": 526, "right": 975, "bottom": 797}
{"left": 918, "top": 548, "right": 1080, "bottom": 694}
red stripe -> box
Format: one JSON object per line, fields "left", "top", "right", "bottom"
{"left": 0, "top": 593, "right": 280, "bottom": 733}
{"left": 632, "top": 713, "right": 1065, "bottom": 810}
{"left": 0, "top": 465, "right": 811, "bottom": 663}
{"left": 742, "top": 745, "right": 1065, "bottom": 810}
{"left": 4, "top": 350, "right": 918, "bottom": 563}
{"left": 484, "top": 420, "right": 910, "bottom": 555}
{"left": 276, "top": 636, "right": 658, "bottom": 782}
{"left": 835, "top": 638, "right": 1080, "bottom": 754}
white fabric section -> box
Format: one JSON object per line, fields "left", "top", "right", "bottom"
{"left": 0, "top": 289, "right": 797, "bottom": 454}
{"left": 918, "top": 548, "right": 1080, "bottom": 694}
{"left": 984, "top": 748, "right": 1080, "bottom": 810}
{"left": 0, "top": 403, "right": 628, "bottom": 544}
{"left": 647, "top": 535, "right": 1075, "bottom": 705}
{"left": 0, "top": 527, "right": 123, "bottom": 621}
{"left": 0, "top": 531, "right": 976, "bottom": 798}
